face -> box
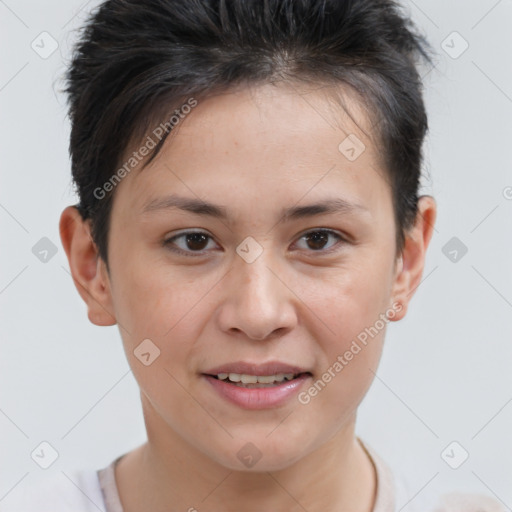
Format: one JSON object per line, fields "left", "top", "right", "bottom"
{"left": 98, "top": 83, "right": 404, "bottom": 471}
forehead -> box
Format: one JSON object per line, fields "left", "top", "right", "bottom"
{"left": 115, "top": 82, "right": 388, "bottom": 213}
{"left": 152, "top": 82, "right": 378, "bottom": 162}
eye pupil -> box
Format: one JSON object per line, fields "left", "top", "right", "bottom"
{"left": 306, "top": 231, "right": 329, "bottom": 250}
{"left": 167, "top": 229, "right": 341, "bottom": 256}
{"left": 186, "top": 233, "right": 208, "bottom": 250}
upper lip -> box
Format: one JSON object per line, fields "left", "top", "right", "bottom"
{"left": 203, "top": 361, "right": 311, "bottom": 376}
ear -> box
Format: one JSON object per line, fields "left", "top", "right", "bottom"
{"left": 389, "top": 195, "right": 437, "bottom": 321}
{"left": 59, "top": 206, "right": 117, "bottom": 326}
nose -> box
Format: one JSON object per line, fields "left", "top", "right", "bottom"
{"left": 216, "top": 248, "right": 298, "bottom": 341}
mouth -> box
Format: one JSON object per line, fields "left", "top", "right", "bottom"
{"left": 206, "top": 371, "right": 312, "bottom": 388}
{"left": 201, "top": 361, "right": 313, "bottom": 409}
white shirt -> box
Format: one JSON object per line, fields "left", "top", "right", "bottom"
{"left": 0, "top": 438, "right": 506, "bottom": 511}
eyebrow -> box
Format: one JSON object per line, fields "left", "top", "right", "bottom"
{"left": 141, "top": 194, "right": 369, "bottom": 221}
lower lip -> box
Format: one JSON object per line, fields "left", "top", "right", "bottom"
{"left": 203, "top": 374, "right": 311, "bottom": 410}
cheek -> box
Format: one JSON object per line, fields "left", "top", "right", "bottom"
{"left": 108, "top": 260, "right": 223, "bottom": 405}
{"left": 296, "top": 260, "right": 392, "bottom": 410}
{"left": 110, "top": 262, "right": 210, "bottom": 412}
{"left": 110, "top": 250, "right": 219, "bottom": 340}
{"left": 305, "top": 256, "right": 393, "bottom": 347}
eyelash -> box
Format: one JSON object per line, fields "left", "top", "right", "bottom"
{"left": 162, "top": 229, "right": 348, "bottom": 257}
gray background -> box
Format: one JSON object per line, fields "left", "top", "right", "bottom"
{"left": 1, "top": 0, "right": 511, "bottom": 508}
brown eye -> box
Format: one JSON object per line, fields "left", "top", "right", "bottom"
{"left": 163, "top": 231, "right": 218, "bottom": 256}
{"left": 184, "top": 233, "right": 209, "bottom": 250}
{"left": 305, "top": 231, "right": 329, "bottom": 250}
{"left": 294, "top": 229, "right": 345, "bottom": 253}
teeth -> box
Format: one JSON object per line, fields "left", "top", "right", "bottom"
{"left": 257, "top": 375, "right": 277, "bottom": 384}
{"left": 240, "top": 374, "right": 258, "bottom": 384}
{"left": 216, "top": 372, "right": 298, "bottom": 384}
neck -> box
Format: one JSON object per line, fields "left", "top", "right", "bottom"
{"left": 115, "top": 402, "right": 377, "bottom": 512}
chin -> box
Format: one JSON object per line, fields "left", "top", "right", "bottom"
{"left": 208, "top": 436, "right": 310, "bottom": 473}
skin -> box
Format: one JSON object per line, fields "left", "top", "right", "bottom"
{"left": 60, "top": 82, "right": 436, "bottom": 512}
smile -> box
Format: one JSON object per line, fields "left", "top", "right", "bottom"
{"left": 202, "top": 369, "right": 312, "bottom": 409}
{"left": 212, "top": 372, "right": 307, "bottom": 387}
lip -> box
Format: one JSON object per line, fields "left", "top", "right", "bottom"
{"left": 203, "top": 361, "right": 309, "bottom": 376}
{"left": 202, "top": 360, "right": 312, "bottom": 410}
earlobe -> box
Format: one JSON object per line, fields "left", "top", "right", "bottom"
{"left": 59, "top": 206, "right": 117, "bottom": 327}
{"left": 389, "top": 195, "right": 437, "bottom": 322}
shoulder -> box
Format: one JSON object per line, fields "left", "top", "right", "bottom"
{"left": 357, "top": 437, "right": 506, "bottom": 512}
{"left": 395, "top": 475, "right": 507, "bottom": 512}
{"left": 0, "top": 468, "right": 105, "bottom": 512}
{"left": 432, "top": 492, "right": 508, "bottom": 512}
